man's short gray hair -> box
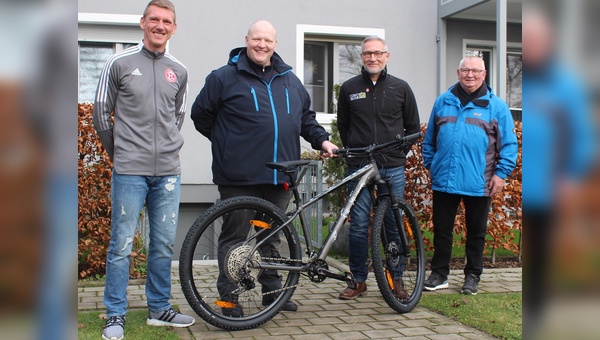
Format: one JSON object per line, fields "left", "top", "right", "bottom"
{"left": 458, "top": 52, "right": 485, "bottom": 69}
{"left": 361, "top": 36, "right": 388, "bottom": 51}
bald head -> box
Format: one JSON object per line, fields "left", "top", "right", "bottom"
{"left": 245, "top": 20, "right": 278, "bottom": 67}
{"left": 247, "top": 20, "right": 277, "bottom": 38}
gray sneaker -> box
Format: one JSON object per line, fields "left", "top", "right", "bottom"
{"left": 147, "top": 307, "right": 195, "bottom": 327}
{"left": 102, "top": 315, "right": 125, "bottom": 340}
{"left": 424, "top": 272, "right": 449, "bottom": 291}
{"left": 461, "top": 273, "right": 480, "bottom": 295}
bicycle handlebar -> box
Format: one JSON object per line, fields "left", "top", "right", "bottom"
{"left": 333, "top": 131, "right": 424, "bottom": 157}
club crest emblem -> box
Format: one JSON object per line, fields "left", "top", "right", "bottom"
{"left": 165, "top": 69, "right": 177, "bottom": 83}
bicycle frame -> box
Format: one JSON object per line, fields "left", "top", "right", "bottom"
{"left": 244, "top": 131, "right": 423, "bottom": 277}
{"left": 245, "top": 159, "right": 381, "bottom": 275}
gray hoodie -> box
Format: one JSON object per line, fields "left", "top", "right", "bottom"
{"left": 93, "top": 42, "right": 188, "bottom": 176}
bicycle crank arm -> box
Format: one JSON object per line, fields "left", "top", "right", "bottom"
{"left": 316, "top": 268, "right": 354, "bottom": 283}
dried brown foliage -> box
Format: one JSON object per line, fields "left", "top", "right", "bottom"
{"left": 405, "top": 122, "right": 523, "bottom": 257}
{"left": 78, "top": 103, "right": 146, "bottom": 280}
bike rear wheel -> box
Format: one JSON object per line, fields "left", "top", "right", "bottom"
{"left": 179, "top": 196, "right": 302, "bottom": 330}
{"left": 371, "top": 196, "right": 425, "bottom": 313}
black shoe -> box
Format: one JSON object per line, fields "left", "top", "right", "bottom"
{"left": 424, "top": 272, "right": 448, "bottom": 291}
{"left": 262, "top": 298, "right": 298, "bottom": 312}
{"left": 461, "top": 273, "right": 480, "bottom": 295}
{"left": 280, "top": 300, "right": 298, "bottom": 311}
{"left": 222, "top": 306, "right": 243, "bottom": 317}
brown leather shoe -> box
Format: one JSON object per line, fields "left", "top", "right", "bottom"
{"left": 339, "top": 282, "right": 367, "bottom": 300}
{"left": 393, "top": 278, "right": 409, "bottom": 300}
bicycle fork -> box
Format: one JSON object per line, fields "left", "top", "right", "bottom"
{"left": 380, "top": 179, "right": 411, "bottom": 257}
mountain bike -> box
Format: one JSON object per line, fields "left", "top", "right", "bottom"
{"left": 179, "top": 132, "right": 426, "bottom": 330}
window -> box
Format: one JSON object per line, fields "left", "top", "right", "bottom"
{"left": 304, "top": 42, "right": 329, "bottom": 112}
{"left": 303, "top": 41, "right": 362, "bottom": 113}
{"left": 78, "top": 42, "right": 136, "bottom": 103}
{"left": 78, "top": 13, "right": 141, "bottom": 103}
{"left": 296, "top": 25, "right": 384, "bottom": 114}
{"left": 506, "top": 51, "right": 522, "bottom": 109}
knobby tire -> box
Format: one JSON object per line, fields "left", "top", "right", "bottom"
{"left": 371, "top": 196, "right": 426, "bottom": 313}
{"left": 179, "top": 196, "right": 302, "bottom": 330}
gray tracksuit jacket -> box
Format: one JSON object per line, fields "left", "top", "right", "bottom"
{"left": 93, "top": 42, "right": 188, "bottom": 176}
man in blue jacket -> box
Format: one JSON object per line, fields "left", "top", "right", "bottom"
{"left": 422, "top": 54, "right": 517, "bottom": 295}
{"left": 191, "top": 20, "right": 337, "bottom": 316}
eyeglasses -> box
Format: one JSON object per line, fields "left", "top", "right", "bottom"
{"left": 361, "top": 51, "right": 387, "bottom": 58}
{"left": 459, "top": 68, "right": 485, "bottom": 75}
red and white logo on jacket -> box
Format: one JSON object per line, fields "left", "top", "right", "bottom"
{"left": 165, "top": 69, "right": 177, "bottom": 83}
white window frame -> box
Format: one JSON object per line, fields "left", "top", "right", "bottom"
{"left": 296, "top": 25, "right": 385, "bottom": 124}
{"left": 78, "top": 13, "right": 143, "bottom": 43}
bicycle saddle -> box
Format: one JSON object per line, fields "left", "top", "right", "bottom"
{"left": 265, "top": 160, "right": 311, "bottom": 172}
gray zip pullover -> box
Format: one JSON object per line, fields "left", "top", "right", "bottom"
{"left": 93, "top": 42, "right": 188, "bottom": 176}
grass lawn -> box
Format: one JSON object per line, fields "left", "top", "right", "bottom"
{"left": 419, "top": 292, "right": 522, "bottom": 340}
{"left": 78, "top": 309, "right": 181, "bottom": 340}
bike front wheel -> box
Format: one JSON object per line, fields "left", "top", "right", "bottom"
{"left": 179, "top": 196, "right": 302, "bottom": 330}
{"left": 371, "top": 196, "right": 426, "bottom": 313}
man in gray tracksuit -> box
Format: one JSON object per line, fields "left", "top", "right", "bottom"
{"left": 92, "top": 1, "right": 194, "bottom": 339}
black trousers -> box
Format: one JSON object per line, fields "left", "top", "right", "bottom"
{"left": 430, "top": 190, "right": 491, "bottom": 279}
{"left": 216, "top": 184, "right": 291, "bottom": 301}
{"left": 522, "top": 207, "right": 553, "bottom": 337}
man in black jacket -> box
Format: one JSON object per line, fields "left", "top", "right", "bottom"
{"left": 191, "top": 20, "right": 337, "bottom": 316}
{"left": 337, "top": 36, "right": 421, "bottom": 300}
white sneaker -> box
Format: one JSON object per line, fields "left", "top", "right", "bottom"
{"left": 146, "top": 307, "right": 195, "bottom": 327}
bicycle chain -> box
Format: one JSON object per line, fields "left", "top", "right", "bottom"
{"left": 231, "top": 256, "right": 310, "bottom": 299}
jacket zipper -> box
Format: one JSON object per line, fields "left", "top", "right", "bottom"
{"left": 258, "top": 70, "right": 293, "bottom": 184}
{"left": 250, "top": 86, "right": 259, "bottom": 111}
{"left": 372, "top": 84, "right": 378, "bottom": 143}
{"left": 285, "top": 88, "right": 290, "bottom": 114}
{"left": 266, "top": 83, "right": 279, "bottom": 184}
{"left": 153, "top": 57, "right": 158, "bottom": 175}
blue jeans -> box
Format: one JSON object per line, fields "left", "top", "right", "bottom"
{"left": 104, "top": 171, "right": 181, "bottom": 316}
{"left": 347, "top": 165, "right": 406, "bottom": 282}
